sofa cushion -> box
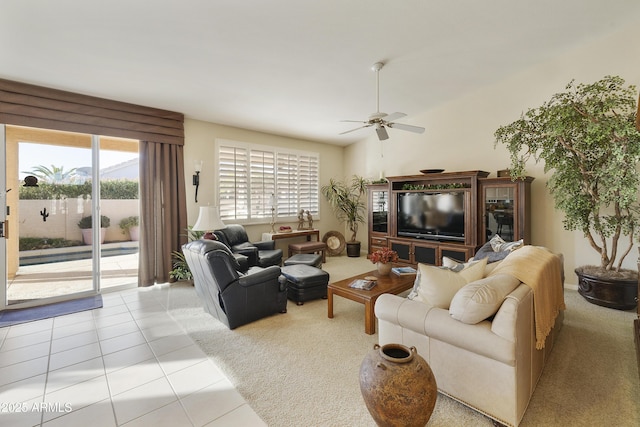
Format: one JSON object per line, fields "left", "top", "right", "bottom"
{"left": 413, "top": 258, "right": 487, "bottom": 309}
{"left": 449, "top": 273, "right": 521, "bottom": 324}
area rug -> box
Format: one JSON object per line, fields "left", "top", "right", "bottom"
{"left": 165, "top": 256, "right": 639, "bottom": 426}
{"left": 0, "top": 295, "right": 103, "bottom": 327}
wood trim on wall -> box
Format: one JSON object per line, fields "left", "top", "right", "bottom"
{"left": 0, "top": 79, "right": 184, "bottom": 145}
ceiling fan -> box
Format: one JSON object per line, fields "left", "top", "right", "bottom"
{"left": 340, "top": 62, "right": 425, "bottom": 141}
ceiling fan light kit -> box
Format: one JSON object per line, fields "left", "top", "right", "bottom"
{"left": 340, "top": 62, "right": 425, "bottom": 140}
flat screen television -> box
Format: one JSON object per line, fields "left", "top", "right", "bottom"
{"left": 397, "top": 192, "right": 465, "bottom": 242}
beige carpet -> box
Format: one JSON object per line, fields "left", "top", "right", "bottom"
{"left": 165, "top": 254, "right": 639, "bottom": 426}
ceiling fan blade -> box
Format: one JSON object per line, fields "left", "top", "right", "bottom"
{"left": 376, "top": 124, "right": 389, "bottom": 141}
{"left": 384, "top": 112, "right": 406, "bottom": 122}
{"left": 339, "top": 124, "right": 372, "bottom": 135}
{"left": 340, "top": 120, "right": 368, "bottom": 123}
{"left": 387, "top": 122, "right": 425, "bottom": 134}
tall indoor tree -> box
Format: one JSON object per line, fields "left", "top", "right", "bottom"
{"left": 494, "top": 76, "right": 640, "bottom": 308}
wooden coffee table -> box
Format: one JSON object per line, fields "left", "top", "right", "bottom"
{"left": 327, "top": 269, "right": 416, "bottom": 335}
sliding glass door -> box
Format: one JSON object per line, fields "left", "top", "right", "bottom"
{"left": 1, "top": 125, "right": 139, "bottom": 310}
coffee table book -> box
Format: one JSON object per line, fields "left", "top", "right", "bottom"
{"left": 349, "top": 279, "right": 377, "bottom": 290}
{"left": 392, "top": 266, "right": 417, "bottom": 276}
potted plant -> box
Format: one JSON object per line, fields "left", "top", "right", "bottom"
{"left": 169, "top": 226, "right": 205, "bottom": 282}
{"left": 321, "top": 175, "right": 369, "bottom": 257}
{"left": 119, "top": 215, "right": 140, "bottom": 241}
{"left": 169, "top": 250, "right": 192, "bottom": 282}
{"left": 494, "top": 75, "right": 640, "bottom": 309}
{"left": 370, "top": 247, "right": 399, "bottom": 275}
{"left": 77, "top": 214, "right": 111, "bottom": 245}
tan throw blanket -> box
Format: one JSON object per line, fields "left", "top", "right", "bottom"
{"left": 488, "top": 246, "right": 566, "bottom": 349}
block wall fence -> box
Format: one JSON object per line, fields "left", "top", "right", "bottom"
{"left": 19, "top": 199, "right": 139, "bottom": 243}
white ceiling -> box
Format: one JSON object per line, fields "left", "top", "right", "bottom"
{"left": 2, "top": 0, "right": 639, "bottom": 145}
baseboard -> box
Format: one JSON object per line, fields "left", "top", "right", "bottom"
{"left": 564, "top": 283, "right": 578, "bottom": 291}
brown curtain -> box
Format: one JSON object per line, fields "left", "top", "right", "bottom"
{"left": 0, "top": 78, "right": 187, "bottom": 286}
{"left": 139, "top": 141, "right": 188, "bottom": 286}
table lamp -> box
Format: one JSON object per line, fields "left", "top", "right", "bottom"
{"left": 192, "top": 206, "right": 226, "bottom": 240}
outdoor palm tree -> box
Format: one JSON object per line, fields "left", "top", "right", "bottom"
{"left": 23, "top": 164, "right": 78, "bottom": 184}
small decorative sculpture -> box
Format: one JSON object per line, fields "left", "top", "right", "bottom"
{"left": 40, "top": 207, "right": 49, "bottom": 222}
{"left": 297, "top": 209, "right": 305, "bottom": 230}
{"left": 305, "top": 210, "right": 313, "bottom": 229}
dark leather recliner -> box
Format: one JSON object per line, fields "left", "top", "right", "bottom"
{"left": 182, "top": 239, "right": 287, "bottom": 329}
{"left": 214, "top": 224, "right": 283, "bottom": 267}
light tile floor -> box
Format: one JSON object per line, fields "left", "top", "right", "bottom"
{"left": 0, "top": 285, "right": 266, "bottom": 427}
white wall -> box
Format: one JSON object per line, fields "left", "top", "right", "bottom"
{"left": 345, "top": 21, "right": 640, "bottom": 284}
{"left": 183, "top": 119, "right": 347, "bottom": 247}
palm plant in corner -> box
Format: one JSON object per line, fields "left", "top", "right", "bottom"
{"left": 494, "top": 75, "right": 640, "bottom": 310}
{"left": 321, "top": 175, "right": 368, "bottom": 257}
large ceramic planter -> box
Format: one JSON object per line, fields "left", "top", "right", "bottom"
{"left": 128, "top": 225, "right": 140, "bottom": 241}
{"left": 360, "top": 343, "right": 437, "bottom": 427}
{"left": 575, "top": 267, "right": 637, "bottom": 311}
{"left": 81, "top": 228, "right": 106, "bottom": 245}
{"left": 346, "top": 241, "right": 361, "bottom": 257}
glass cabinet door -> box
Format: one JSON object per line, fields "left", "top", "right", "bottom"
{"left": 371, "top": 189, "right": 388, "bottom": 233}
{"left": 484, "top": 186, "right": 515, "bottom": 241}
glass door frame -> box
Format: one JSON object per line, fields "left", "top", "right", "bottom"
{"left": 1, "top": 127, "right": 105, "bottom": 310}
{"left": 0, "top": 125, "right": 7, "bottom": 310}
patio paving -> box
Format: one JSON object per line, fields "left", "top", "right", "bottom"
{"left": 7, "top": 252, "right": 138, "bottom": 303}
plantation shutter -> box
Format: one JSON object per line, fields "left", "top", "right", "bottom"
{"left": 298, "top": 154, "right": 319, "bottom": 215}
{"left": 276, "top": 153, "right": 299, "bottom": 217}
{"left": 250, "top": 150, "right": 275, "bottom": 219}
{"left": 216, "top": 140, "right": 319, "bottom": 221}
{"left": 219, "top": 145, "right": 249, "bottom": 220}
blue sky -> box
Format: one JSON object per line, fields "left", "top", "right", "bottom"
{"left": 19, "top": 143, "right": 138, "bottom": 179}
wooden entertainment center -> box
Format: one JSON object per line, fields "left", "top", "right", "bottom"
{"left": 367, "top": 170, "right": 533, "bottom": 266}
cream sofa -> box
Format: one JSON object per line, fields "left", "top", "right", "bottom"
{"left": 375, "top": 249, "right": 564, "bottom": 427}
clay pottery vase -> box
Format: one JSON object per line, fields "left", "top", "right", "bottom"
{"left": 360, "top": 343, "right": 437, "bottom": 427}
{"left": 377, "top": 262, "right": 392, "bottom": 276}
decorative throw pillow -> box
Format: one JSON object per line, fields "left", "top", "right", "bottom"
{"left": 441, "top": 256, "right": 471, "bottom": 272}
{"left": 490, "top": 235, "right": 524, "bottom": 252}
{"left": 444, "top": 255, "right": 501, "bottom": 278}
{"left": 482, "top": 259, "right": 503, "bottom": 276}
{"left": 414, "top": 258, "right": 487, "bottom": 308}
{"left": 449, "top": 273, "right": 521, "bottom": 324}
{"left": 474, "top": 235, "right": 523, "bottom": 264}
{"left": 442, "top": 256, "right": 496, "bottom": 271}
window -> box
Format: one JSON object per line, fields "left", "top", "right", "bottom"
{"left": 216, "top": 140, "right": 319, "bottom": 222}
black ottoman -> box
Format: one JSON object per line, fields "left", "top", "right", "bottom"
{"left": 279, "top": 264, "right": 330, "bottom": 305}
{"left": 284, "top": 253, "right": 323, "bottom": 268}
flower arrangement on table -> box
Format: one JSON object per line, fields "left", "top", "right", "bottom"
{"left": 370, "top": 247, "right": 399, "bottom": 264}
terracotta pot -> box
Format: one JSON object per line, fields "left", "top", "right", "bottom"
{"left": 360, "top": 343, "right": 437, "bottom": 427}
{"left": 377, "top": 262, "right": 392, "bottom": 276}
